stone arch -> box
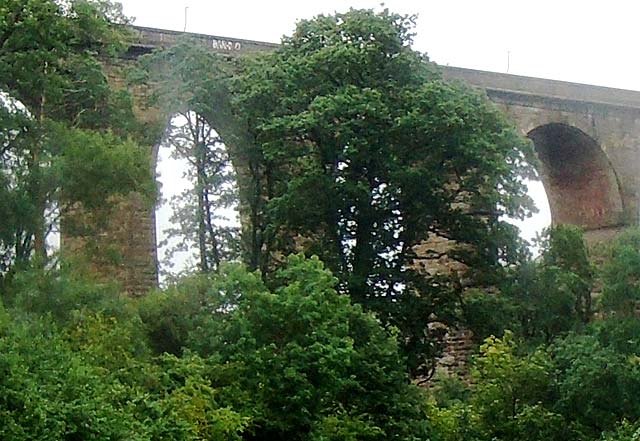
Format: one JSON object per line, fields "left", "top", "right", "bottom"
{"left": 67, "top": 44, "right": 252, "bottom": 293}
{"left": 527, "top": 123, "right": 624, "bottom": 230}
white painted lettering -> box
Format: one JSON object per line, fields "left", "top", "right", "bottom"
{"left": 211, "top": 39, "right": 242, "bottom": 51}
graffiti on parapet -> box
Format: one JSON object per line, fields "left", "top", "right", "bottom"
{"left": 212, "top": 39, "right": 242, "bottom": 51}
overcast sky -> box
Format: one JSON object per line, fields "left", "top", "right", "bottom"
{"left": 120, "top": 0, "right": 640, "bottom": 91}
{"left": 119, "top": 0, "right": 636, "bottom": 270}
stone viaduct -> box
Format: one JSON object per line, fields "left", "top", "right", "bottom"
{"left": 101, "top": 26, "right": 640, "bottom": 293}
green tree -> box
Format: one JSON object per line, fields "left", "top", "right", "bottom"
{"left": 602, "top": 420, "right": 640, "bottom": 441}
{"left": 538, "top": 224, "right": 593, "bottom": 321}
{"left": 550, "top": 334, "right": 640, "bottom": 438}
{"left": 0, "top": 0, "right": 151, "bottom": 270}
{"left": 429, "top": 329, "right": 640, "bottom": 441}
{"left": 1, "top": 253, "right": 436, "bottom": 440}
{"left": 234, "top": 9, "right": 536, "bottom": 376}
{"left": 469, "top": 332, "right": 568, "bottom": 441}
{"left": 159, "top": 110, "right": 239, "bottom": 273}
{"left": 0, "top": 258, "right": 251, "bottom": 440}
{"left": 601, "top": 229, "right": 640, "bottom": 316}
{"left": 438, "top": 225, "right": 640, "bottom": 441}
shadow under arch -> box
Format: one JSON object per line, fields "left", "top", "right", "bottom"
{"left": 527, "top": 123, "right": 624, "bottom": 231}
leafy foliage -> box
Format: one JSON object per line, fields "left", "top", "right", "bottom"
{"left": 0, "top": 0, "right": 152, "bottom": 268}
{"left": 430, "top": 327, "right": 640, "bottom": 441}
{"left": 601, "top": 229, "right": 640, "bottom": 315}
{"left": 142, "top": 255, "right": 432, "bottom": 440}
{"left": 602, "top": 420, "right": 640, "bottom": 441}
{"left": 550, "top": 334, "right": 640, "bottom": 437}
{"left": 3, "top": 4, "right": 640, "bottom": 441}
{"left": 431, "top": 228, "right": 640, "bottom": 441}
{"left": 465, "top": 225, "right": 594, "bottom": 344}
{"left": 0, "top": 254, "right": 432, "bottom": 440}
{"left": 468, "top": 332, "right": 566, "bottom": 441}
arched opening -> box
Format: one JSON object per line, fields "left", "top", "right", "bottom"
{"left": 527, "top": 123, "right": 624, "bottom": 230}
{"left": 155, "top": 110, "right": 240, "bottom": 281}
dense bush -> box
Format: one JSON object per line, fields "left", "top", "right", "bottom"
{"left": 5, "top": 227, "right": 640, "bottom": 441}
{"left": 601, "top": 229, "right": 640, "bottom": 316}
{"left": 430, "top": 330, "right": 640, "bottom": 441}
{"left": 2, "top": 4, "right": 640, "bottom": 440}
{"left": 141, "top": 255, "right": 432, "bottom": 440}
{"left": 0, "top": 255, "right": 431, "bottom": 440}
{"left": 463, "top": 225, "right": 594, "bottom": 344}
{"left": 430, "top": 227, "right": 640, "bottom": 441}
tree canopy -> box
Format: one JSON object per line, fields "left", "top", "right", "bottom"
{"left": 0, "top": 254, "right": 433, "bottom": 441}
{"left": 233, "top": 9, "right": 536, "bottom": 375}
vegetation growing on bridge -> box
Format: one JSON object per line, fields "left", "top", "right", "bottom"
{"left": 2, "top": 1, "right": 640, "bottom": 440}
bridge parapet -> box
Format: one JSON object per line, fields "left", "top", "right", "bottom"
{"left": 441, "top": 66, "right": 640, "bottom": 110}
{"left": 128, "top": 25, "right": 278, "bottom": 57}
